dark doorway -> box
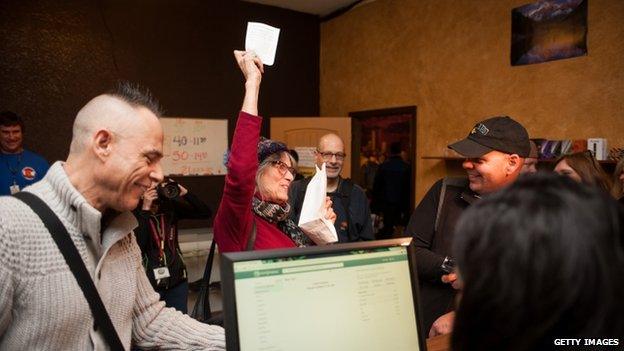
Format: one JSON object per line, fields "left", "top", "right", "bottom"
{"left": 349, "top": 106, "right": 417, "bottom": 238}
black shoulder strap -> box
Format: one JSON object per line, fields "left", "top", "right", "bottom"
{"left": 191, "top": 237, "right": 218, "bottom": 322}
{"left": 434, "top": 177, "right": 468, "bottom": 233}
{"left": 192, "top": 217, "right": 256, "bottom": 323}
{"left": 434, "top": 178, "right": 449, "bottom": 233}
{"left": 13, "top": 192, "right": 125, "bottom": 351}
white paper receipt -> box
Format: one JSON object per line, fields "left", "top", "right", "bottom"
{"left": 298, "top": 163, "right": 338, "bottom": 245}
{"left": 245, "top": 22, "right": 280, "bottom": 66}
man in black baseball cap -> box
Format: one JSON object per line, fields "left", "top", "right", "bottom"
{"left": 405, "top": 115, "right": 530, "bottom": 337}
{"left": 448, "top": 116, "right": 531, "bottom": 158}
{"left": 448, "top": 115, "right": 530, "bottom": 194}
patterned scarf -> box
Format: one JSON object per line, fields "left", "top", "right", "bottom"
{"left": 252, "top": 197, "right": 312, "bottom": 247}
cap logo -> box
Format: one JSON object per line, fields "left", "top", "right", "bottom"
{"left": 471, "top": 123, "right": 489, "bottom": 136}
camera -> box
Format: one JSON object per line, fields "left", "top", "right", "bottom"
{"left": 440, "top": 256, "right": 456, "bottom": 274}
{"left": 157, "top": 180, "right": 181, "bottom": 199}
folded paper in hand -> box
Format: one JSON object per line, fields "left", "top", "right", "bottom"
{"left": 298, "top": 163, "right": 338, "bottom": 245}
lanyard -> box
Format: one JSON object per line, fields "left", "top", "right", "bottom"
{"left": 148, "top": 214, "right": 176, "bottom": 265}
{"left": 148, "top": 214, "right": 167, "bottom": 265}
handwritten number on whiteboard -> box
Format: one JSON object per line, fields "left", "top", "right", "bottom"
{"left": 190, "top": 136, "right": 208, "bottom": 145}
{"left": 173, "top": 135, "right": 187, "bottom": 146}
{"left": 172, "top": 150, "right": 189, "bottom": 161}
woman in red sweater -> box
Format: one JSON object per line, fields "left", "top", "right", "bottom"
{"left": 214, "top": 50, "right": 335, "bottom": 253}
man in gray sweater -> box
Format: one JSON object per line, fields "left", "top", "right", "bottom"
{"left": 0, "top": 82, "right": 225, "bottom": 350}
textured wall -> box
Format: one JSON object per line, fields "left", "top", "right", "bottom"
{"left": 321, "top": 0, "right": 624, "bottom": 201}
{"left": 0, "top": 0, "right": 320, "bottom": 225}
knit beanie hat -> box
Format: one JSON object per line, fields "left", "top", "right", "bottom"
{"left": 257, "top": 137, "right": 288, "bottom": 163}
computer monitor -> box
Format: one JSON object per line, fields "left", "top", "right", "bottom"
{"left": 220, "top": 238, "right": 426, "bottom": 351}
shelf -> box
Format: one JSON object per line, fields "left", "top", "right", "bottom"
{"left": 421, "top": 156, "right": 463, "bottom": 160}
{"left": 421, "top": 156, "right": 617, "bottom": 164}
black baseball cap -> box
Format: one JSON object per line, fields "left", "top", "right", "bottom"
{"left": 448, "top": 116, "right": 530, "bottom": 158}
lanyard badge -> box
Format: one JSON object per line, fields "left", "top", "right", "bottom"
{"left": 4, "top": 154, "right": 22, "bottom": 194}
{"left": 149, "top": 214, "right": 172, "bottom": 288}
{"left": 153, "top": 266, "right": 171, "bottom": 280}
{"left": 9, "top": 182, "right": 20, "bottom": 194}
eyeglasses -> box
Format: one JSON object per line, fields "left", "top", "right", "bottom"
{"left": 317, "top": 150, "right": 347, "bottom": 161}
{"left": 272, "top": 160, "right": 296, "bottom": 176}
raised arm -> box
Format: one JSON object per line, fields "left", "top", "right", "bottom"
{"left": 235, "top": 50, "right": 263, "bottom": 115}
{"left": 213, "top": 51, "right": 265, "bottom": 253}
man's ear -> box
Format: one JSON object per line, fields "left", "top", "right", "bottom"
{"left": 506, "top": 154, "right": 522, "bottom": 175}
{"left": 93, "top": 129, "right": 113, "bottom": 161}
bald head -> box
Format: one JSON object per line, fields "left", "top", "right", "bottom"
{"left": 70, "top": 82, "right": 162, "bottom": 155}
{"left": 316, "top": 133, "right": 345, "bottom": 179}
{"left": 318, "top": 133, "right": 344, "bottom": 151}
{"left": 71, "top": 95, "right": 138, "bottom": 154}
{"left": 64, "top": 83, "right": 165, "bottom": 213}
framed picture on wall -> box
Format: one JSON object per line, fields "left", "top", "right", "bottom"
{"left": 511, "top": 0, "right": 588, "bottom": 66}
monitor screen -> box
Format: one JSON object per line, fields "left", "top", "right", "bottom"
{"left": 220, "top": 238, "right": 426, "bottom": 351}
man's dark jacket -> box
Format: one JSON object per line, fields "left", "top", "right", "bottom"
{"left": 289, "top": 177, "right": 374, "bottom": 243}
{"left": 406, "top": 177, "right": 478, "bottom": 332}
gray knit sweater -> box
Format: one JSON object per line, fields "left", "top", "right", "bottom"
{"left": 0, "top": 162, "right": 225, "bottom": 350}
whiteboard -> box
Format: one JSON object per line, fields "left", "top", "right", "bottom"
{"left": 160, "top": 117, "right": 228, "bottom": 176}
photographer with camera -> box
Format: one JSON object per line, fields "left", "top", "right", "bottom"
{"left": 133, "top": 180, "right": 212, "bottom": 313}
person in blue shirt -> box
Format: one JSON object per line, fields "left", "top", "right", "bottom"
{"left": 0, "top": 111, "right": 49, "bottom": 195}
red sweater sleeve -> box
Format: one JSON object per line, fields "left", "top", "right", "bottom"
{"left": 213, "top": 111, "right": 262, "bottom": 253}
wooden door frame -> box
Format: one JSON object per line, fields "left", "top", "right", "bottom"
{"left": 348, "top": 106, "right": 418, "bottom": 213}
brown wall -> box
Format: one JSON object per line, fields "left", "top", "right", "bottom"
{"left": 320, "top": 0, "right": 624, "bottom": 202}
{"left": 0, "top": 0, "right": 320, "bottom": 226}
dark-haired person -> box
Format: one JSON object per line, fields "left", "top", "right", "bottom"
{"left": 554, "top": 151, "right": 612, "bottom": 194}
{"left": 372, "top": 141, "right": 411, "bottom": 239}
{"left": 214, "top": 51, "right": 336, "bottom": 253}
{"left": 405, "top": 116, "right": 530, "bottom": 336}
{"left": 133, "top": 180, "right": 211, "bottom": 313}
{"left": 0, "top": 111, "right": 49, "bottom": 195}
{"left": 520, "top": 139, "right": 539, "bottom": 174}
{"left": 452, "top": 173, "right": 624, "bottom": 351}
{"left": 287, "top": 149, "right": 305, "bottom": 181}
{"left": 0, "top": 83, "right": 224, "bottom": 349}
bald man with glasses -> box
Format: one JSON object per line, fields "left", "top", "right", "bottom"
{"left": 289, "top": 133, "right": 374, "bottom": 243}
